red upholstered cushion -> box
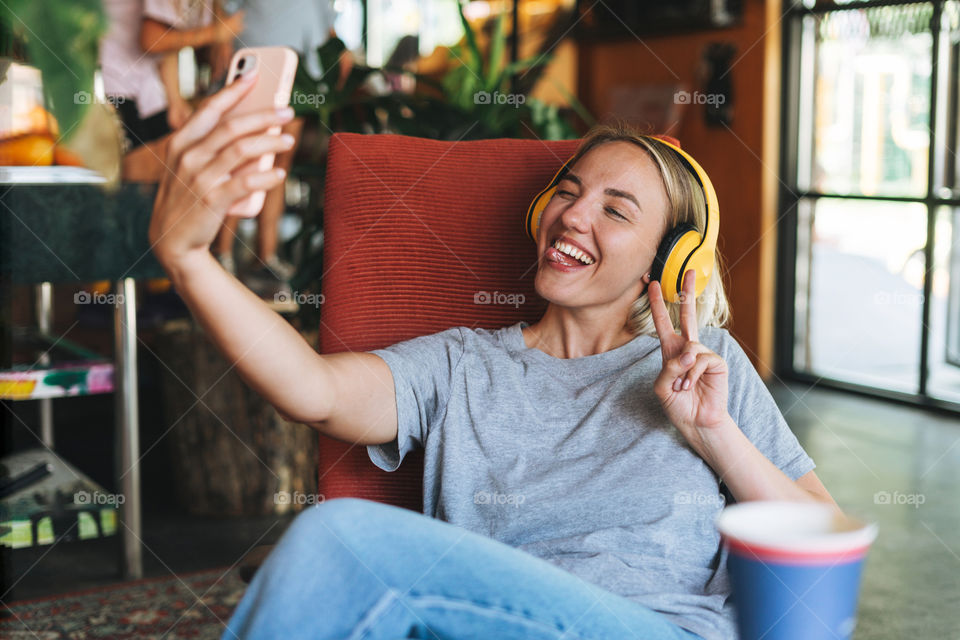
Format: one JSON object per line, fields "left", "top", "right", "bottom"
{"left": 317, "top": 133, "right": 580, "bottom": 512}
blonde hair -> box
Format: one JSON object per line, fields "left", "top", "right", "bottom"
{"left": 561, "top": 123, "right": 732, "bottom": 336}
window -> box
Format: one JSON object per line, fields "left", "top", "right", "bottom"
{"left": 779, "top": 1, "right": 960, "bottom": 409}
{"left": 363, "top": 0, "right": 466, "bottom": 67}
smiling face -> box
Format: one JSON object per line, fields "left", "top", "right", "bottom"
{"left": 534, "top": 140, "right": 671, "bottom": 312}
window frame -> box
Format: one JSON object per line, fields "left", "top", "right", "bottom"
{"left": 776, "top": 0, "right": 960, "bottom": 413}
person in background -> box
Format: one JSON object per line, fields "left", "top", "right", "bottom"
{"left": 211, "top": 0, "right": 349, "bottom": 291}
{"left": 140, "top": 0, "right": 244, "bottom": 121}
{"left": 100, "top": 0, "right": 243, "bottom": 182}
{"left": 156, "top": 53, "right": 192, "bottom": 130}
{"left": 384, "top": 34, "right": 419, "bottom": 94}
{"left": 99, "top": 0, "right": 171, "bottom": 163}
{"left": 140, "top": 0, "right": 244, "bottom": 85}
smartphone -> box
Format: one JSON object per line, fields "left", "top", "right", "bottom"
{"left": 224, "top": 46, "right": 298, "bottom": 217}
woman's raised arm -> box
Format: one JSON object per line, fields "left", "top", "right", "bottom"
{"left": 148, "top": 73, "right": 399, "bottom": 446}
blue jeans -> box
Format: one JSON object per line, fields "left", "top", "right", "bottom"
{"left": 224, "top": 498, "right": 704, "bottom": 640}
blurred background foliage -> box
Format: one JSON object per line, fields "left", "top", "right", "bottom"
{"left": 286, "top": 2, "right": 590, "bottom": 327}
{"left": 0, "top": 0, "right": 106, "bottom": 141}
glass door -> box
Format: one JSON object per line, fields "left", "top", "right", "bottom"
{"left": 779, "top": 1, "right": 960, "bottom": 410}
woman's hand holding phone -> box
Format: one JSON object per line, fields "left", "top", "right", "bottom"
{"left": 144, "top": 67, "right": 349, "bottom": 434}
{"left": 148, "top": 70, "right": 295, "bottom": 279}
{"left": 222, "top": 47, "right": 299, "bottom": 216}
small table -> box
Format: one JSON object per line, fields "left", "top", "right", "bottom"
{"left": 1, "top": 166, "right": 164, "bottom": 579}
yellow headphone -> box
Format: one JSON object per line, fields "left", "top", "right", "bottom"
{"left": 524, "top": 136, "right": 719, "bottom": 304}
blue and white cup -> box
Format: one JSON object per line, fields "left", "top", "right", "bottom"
{"left": 715, "top": 501, "right": 878, "bottom": 640}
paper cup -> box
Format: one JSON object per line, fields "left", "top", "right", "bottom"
{"left": 716, "top": 501, "right": 877, "bottom": 640}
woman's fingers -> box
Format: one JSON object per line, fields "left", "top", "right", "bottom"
{"left": 193, "top": 107, "right": 294, "bottom": 163}
{"left": 203, "top": 167, "right": 287, "bottom": 213}
{"left": 647, "top": 280, "right": 677, "bottom": 345}
{"left": 173, "top": 108, "right": 294, "bottom": 183}
{"left": 191, "top": 131, "right": 295, "bottom": 197}
{"left": 655, "top": 348, "right": 695, "bottom": 396}
{"left": 658, "top": 343, "right": 722, "bottom": 393}
{"left": 679, "top": 351, "right": 726, "bottom": 391}
{"left": 167, "top": 69, "right": 258, "bottom": 161}
{"left": 679, "top": 269, "right": 698, "bottom": 342}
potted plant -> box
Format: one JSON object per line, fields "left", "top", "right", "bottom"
{"left": 286, "top": 4, "right": 593, "bottom": 329}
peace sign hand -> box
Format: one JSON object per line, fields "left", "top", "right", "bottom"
{"left": 648, "top": 270, "right": 730, "bottom": 439}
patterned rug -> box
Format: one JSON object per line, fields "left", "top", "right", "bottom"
{"left": 0, "top": 567, "right": 246, "bottom": 639}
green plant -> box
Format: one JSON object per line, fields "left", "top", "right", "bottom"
{"left": 1, "top": 0, "right": 106, "bottom": 140}
{"left": 436, "top": 6, "right": 580, "bottom": 139}
{"left": 285, "top": 4, "right": 592, "bottom": 328}
{"left": 289, "top": 37, "right": 479, "bottom": 141}
{"left": 292, "top": 4, "right": 592, "bottom": 141}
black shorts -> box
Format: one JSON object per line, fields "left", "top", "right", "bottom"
{"left": 113, "top": 99, "right": 171, "bottom": 151}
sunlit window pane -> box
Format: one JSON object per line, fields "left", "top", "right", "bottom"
{"left": 803, "top": 3, "right": 933, "bottom": 197}
{"left": 365, "top": 0, "right": 468, "bottom": 68}
{"left": 794, "top": 198, "right": 927, "bottom": 392}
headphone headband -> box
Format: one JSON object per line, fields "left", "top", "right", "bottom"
{"left": 641, "top": 137, "right": 719, "bottom": 275}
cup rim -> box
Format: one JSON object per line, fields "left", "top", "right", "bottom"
{"left": 715, "top": 500, "right": 878, "bottom": 556}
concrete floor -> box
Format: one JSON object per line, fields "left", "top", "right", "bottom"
{"left": 769, "top": 382, "right": 960, "bottom": 639}
{"left": 3, "top": 380, "right": 959, "bottom": 638}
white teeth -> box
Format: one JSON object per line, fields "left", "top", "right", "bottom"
{"left": 552, "top": 240, "right": 595, "bottom": 265}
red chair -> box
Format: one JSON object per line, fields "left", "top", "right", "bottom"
{"left": 315, "top": 132, "right": 580, "bottom": 512}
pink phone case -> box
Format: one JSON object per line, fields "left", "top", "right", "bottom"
{"left": 224, "top": 46, "right": 298, "bottom": 217}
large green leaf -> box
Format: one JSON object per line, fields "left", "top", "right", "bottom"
{"left": 550, "top": 78, "right": 596, "bottom": 129}
{"left": 3, "top": 0, "right": 106, "bottom": 140}
{"left": 456, "top": 1, "right": 483, "bottom": 78}
{"left": 485, "top": 13, "right": 505, "bottom": 92}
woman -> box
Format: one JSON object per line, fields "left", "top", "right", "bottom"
{"left": 149, "top": 77, "right": 840, "bottom": 640}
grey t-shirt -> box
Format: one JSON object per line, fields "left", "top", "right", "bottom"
{"left": 367, "top": 322, "right": 816, "bottom": 640}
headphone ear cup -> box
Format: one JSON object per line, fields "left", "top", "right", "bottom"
{"left": 650, "top": 223, "right": 701, "bottom": 303}
{"left": 527, "top": 156, "right": 575, "bottom": 242}
{"left": 526, "top": 185, "right": 556, "bottom": 241}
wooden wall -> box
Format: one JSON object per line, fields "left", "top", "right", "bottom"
{"left": 575, "top": 0, "right": 783, "bottom": 378}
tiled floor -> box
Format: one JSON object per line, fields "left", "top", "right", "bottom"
{"left": 4, "top": 380, "right": 958, "bottom": 638}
